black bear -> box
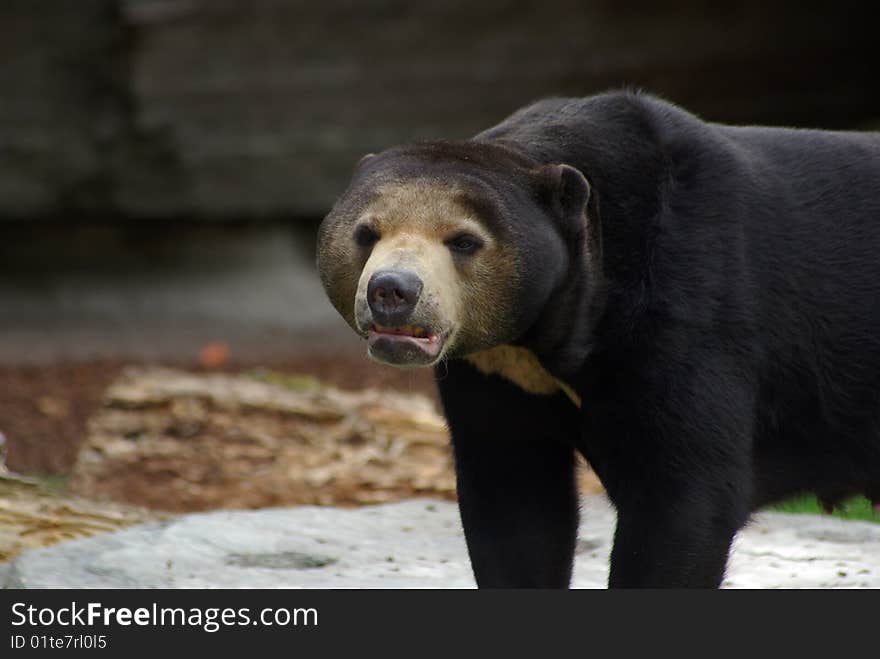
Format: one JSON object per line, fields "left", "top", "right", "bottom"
{"left": 317, "top": 91, "right": 880, "bottom": 588}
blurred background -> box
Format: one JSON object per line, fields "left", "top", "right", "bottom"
{"left": 1, "top": 1, "right": 879, "bottom": 553}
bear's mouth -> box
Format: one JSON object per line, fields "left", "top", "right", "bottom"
{"left": 367, "top": 324, "right": 446, "bottom": 366}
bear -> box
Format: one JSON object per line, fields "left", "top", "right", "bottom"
{"left": 316, "top": 90, "right": 880, "bottom": 588}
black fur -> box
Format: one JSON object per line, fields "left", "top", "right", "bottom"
{"left": 442, "top": 91, "right": 880, "bottom": 588}
{"left": 332, "top": 91, "right": 880, "bottom": 587}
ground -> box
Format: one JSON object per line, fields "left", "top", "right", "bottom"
{"left": 0, "top": 354, "right": 436, "bottom": 477}
{"left": 0, "top": 341, "right": 873, "bottom": 588}
{"left": 5, "top": 498, "right": 880, "bottom": 588}
{"left": 0, "top": 353, "right": 432, "bottom": 558}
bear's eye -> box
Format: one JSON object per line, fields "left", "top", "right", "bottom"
{"left": 445, "top": 233, "right": 483, "bottom": 255}
{"left": 353, "top": 224, "right": 379, "bottom": 248}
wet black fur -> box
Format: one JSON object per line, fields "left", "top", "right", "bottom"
{"left": 343, "top": 91, "right": 880, "bottom": 587}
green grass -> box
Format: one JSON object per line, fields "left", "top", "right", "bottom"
{"left": 771, "top": 495, "right": 880, "bottom": 523}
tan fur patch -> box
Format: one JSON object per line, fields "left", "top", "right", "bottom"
{"left": 465, "top": 345, "right": 581, "bottom": 408}
{"left": 354, "top": 182, "right": 477, "bottom": 344}
{"left": 366, "top": 182, "right": 492, "bottom": 240}
{"left": 355, "top": 231, "right": 461, "bottom": 333}
{"left": 352, "top": 180, "right": 518, "bottom": 359}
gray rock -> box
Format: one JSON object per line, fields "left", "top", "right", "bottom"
{"left": 5, "top": 496, "right": 880, "bottom": 588}
{"left": 0, "top": 223, "right": 355, "bottom": 364}
{"left": 4, "top": 499, "right": 474, "bottom": 589}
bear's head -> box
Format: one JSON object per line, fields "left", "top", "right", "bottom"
{"left": 317, "top": 140, "right": 600, "bottom": 368}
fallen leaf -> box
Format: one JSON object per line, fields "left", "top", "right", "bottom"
{"left": 36, "top": 396, "right": 70, "bottom": 419}
{"left": 199, "top": 341, "right": 230, "bottom": 368}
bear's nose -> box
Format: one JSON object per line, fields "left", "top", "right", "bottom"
{"left": 367, "top": 270, "right": 423, "bottom": 325}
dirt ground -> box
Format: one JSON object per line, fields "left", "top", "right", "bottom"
{"left": 0, "top": 351, "right": 602, "bottom": 562}
{"left": 68, "top": 365, "right": 458, "bottom": 511}
{"left": 0, "top": 354, "right": 441, "bottom": 559}
{"left": 0, "top": 354, "right": 437, "bottom": 476}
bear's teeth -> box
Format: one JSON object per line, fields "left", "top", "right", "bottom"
{"left": 373, "top": 324, "right": 430, "bottom": 339}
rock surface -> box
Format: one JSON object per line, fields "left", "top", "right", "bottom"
{"left": 0, "top": 223, "right": 352, "bottom": 365}
{"left": 5, "top": 497, "right": 880, "bottom": 588}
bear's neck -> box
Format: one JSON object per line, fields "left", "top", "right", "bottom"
{"left": 524, "top": 253, "right": 605, "bottom": 382}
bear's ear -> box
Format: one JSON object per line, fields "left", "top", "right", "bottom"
{"left": 536, "top": 164, "right": 600, "bottom": 260}
{"left": 540, "top": 163, "right": 591, "bottom": 224}
{"left": 354, "top": 153, "right": 376, "bottom": 173}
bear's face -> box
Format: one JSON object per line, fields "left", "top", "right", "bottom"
{"left": 317, "top": 142, "right": 594, "bottom": 368}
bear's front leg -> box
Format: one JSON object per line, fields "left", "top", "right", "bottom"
{"left": 584, "top": 357, "right": 754, "bottom": 588}
{"left": 607, "top": 486, "right": 748, "bottom": 588}
{"left": 436, "top": 359, "right": 581, "bottom": 588}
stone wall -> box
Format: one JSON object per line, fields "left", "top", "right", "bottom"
{"left": 1, "top": 1, "right": 877, "bottom": 220}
